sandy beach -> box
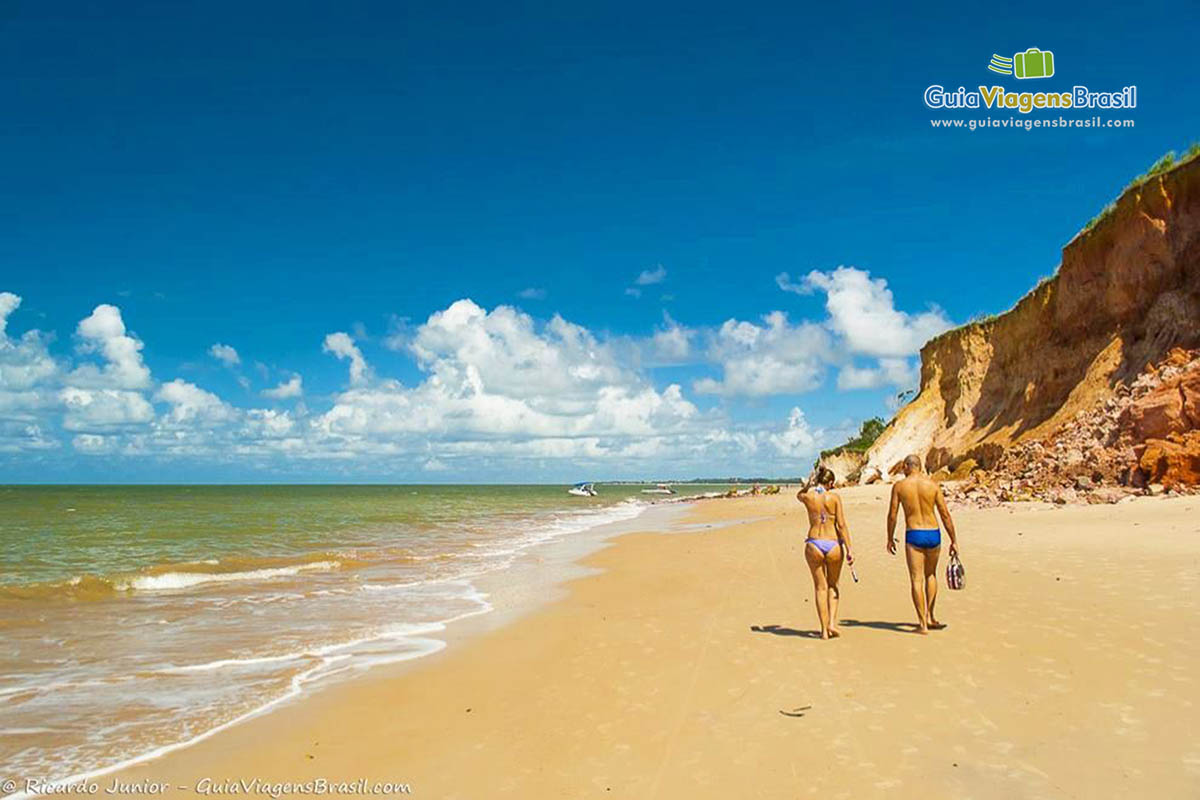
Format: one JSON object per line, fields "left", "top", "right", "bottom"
{"left": 89, "top": 487, "right": 1200, "bottom": 798}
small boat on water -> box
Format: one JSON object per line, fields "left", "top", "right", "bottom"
{"left": 641, "top": 483, "right": 676, "bottom": 495}
{"left": 568, "top": 482, "right": 598, "bottom": 497}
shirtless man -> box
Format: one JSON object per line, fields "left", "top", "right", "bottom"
{"left": 886, "top": 454, "right": 959, "bottom": 634}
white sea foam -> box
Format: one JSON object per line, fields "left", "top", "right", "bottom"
{"left": 117, "top": 561, "right": 341, "bottom": 592}
{"left": 3, "top": 603, "right": 494, "bottom": 800}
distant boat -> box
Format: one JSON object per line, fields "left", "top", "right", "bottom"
{"left": 567, "top": 482, "right": 598, "bottom": 497}
{"left": 641, "top": 483, "right": 676, "bottom": 495}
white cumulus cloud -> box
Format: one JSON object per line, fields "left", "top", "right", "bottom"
{"left": 313, "top": 300, "right": 704, "bottom": 457}
{"left": 322, "top": 332, "right": 370, "bottom": 386}
{"left": 0, "top": 293, "right": 59, "bottom": 397}
{"left": 0, "top": 293, "right": 22, "bottom": 337}
{"left": 155, "top": 379, "right": 235, "bottom": 424}
{"left": 800, "top": 267, "right": 952, "bottom": 357}
{"left": 693, "top": 312, "right": 831, "bottom": 397}
{"left": 209, "top": 343, "right": 240, "bottom": 366}
{"left": 262, "top": 374, "right": 303, "bottom": 399}
{"left": 635, "top": 265, "right": 667, "bottom": 286}
{"left": 60, "top": 387, "right": 155, "bottom": 431}
{"left": 768, "top": 407, "right": 819, "bottom": 456}
{"left": 774, "top": 272, "right": 807, "bottom": 295}
{"left": 70, "top": 304, "right": 152, "bottom": 389}
{"left": 646, "top": 312, "right": 694, "bottom": 364}
{"left": 836, "top": 357, "right": 918, "bottom": 390}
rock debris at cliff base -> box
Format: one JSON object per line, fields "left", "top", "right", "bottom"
{"left": 943, "top": 348, "right": 1200, "bottom": 508}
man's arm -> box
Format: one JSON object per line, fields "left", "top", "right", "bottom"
{"left": 935, "top": 485, "right": 959, "bottom": 556}
{"left": 886, "top": 483, "right": 900, "bottom": 555}
{"left": 834, "top": 494, "right": 853, "bottom": 562}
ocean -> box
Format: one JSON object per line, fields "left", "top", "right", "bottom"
{"left": 0, "top": 484, "right": 731, "bottom": 783}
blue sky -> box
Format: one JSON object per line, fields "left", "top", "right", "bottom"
{"left": 1, "top": 0, "right": 1197, "bottom": 482}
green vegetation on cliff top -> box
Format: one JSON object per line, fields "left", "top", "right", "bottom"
{"left": 1081, "top": 141, "right": 1200, "bottom": 235}
{"left": 820, "top": 417, "right": 886, "bottom": 460}
{"left": 926, "top": 141, "right": 1199, "bottom": 351}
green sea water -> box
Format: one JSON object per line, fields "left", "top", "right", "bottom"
{"left": 0, "top": 484, "right": 670, "bottom": 588}
{"left": 0, "top": 483, "right": 733, "bottom": 782}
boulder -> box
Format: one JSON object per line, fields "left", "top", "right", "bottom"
{"left": 859, "top": 466, "right": 883, "bottom": 485}
{"left": 1089, "top": 487, "right": 1130, "bottom": 504}
{"left": 1119, "top": 367, "right": 1200, "bottom": 441}
{"left": 964, "top": 442, "right": 1006, "bottom": 470}
{"left": 925, "top": 447, "right": 953, "bottom": 473}
{"left": 1138, "top": 431, "right": 1200, "bottom": 488}
{"left": 949, "top": 458, "right": 979, "bottom": 481}
{"left": 1165, "top": 347, "right": 1191, "bottom": 368}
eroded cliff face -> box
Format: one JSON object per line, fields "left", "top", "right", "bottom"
{"left": 818, "top": 450, "right": 866, "bottom": 484}
{"left": 863, "top": 155, "right": 1200, "bottom": 481}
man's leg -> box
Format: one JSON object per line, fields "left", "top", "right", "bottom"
{"left": 825, "top": 545, "right": 844, "bottom": 638}
{"left": 905, "top": 544, "right": 929, "bottom": 634}
{"left": 805, "top": 544, "right": 831, "bottom": 638}
{"left": 925, "top": 545, "right": 944, "bottom": 629}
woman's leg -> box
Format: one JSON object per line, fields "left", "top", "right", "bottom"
{"left": 825, "top": 545, "right": 844, "bottom": 637}
{"left": 905, "top": 544, "right": 929, "bottom": 634}
{"left": 805, "top": 543, "right": 830, "bottom": 638}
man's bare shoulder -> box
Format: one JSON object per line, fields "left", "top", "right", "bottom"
{"left": 917, "top": 475, "right": 940, "bottom": 494}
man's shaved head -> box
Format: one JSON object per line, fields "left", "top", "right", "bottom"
{"left": 904, "top": 454, "right": 922, "bottom": 474}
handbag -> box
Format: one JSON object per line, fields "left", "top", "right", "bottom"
{"left": 946, "top": 552, "right": 965, "bottom": 590}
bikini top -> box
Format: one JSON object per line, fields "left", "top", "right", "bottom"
{"left": 812, "top": 487, "right": 829, "bottom": 523}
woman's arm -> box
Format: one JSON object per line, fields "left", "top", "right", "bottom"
{"left": 834, "top": 494, "right": 853, "bottom": 562}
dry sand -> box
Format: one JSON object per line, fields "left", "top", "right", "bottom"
{"left": 103, "top": 486, "right": 1200, "bottom": 798}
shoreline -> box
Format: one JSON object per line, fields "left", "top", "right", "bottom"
{"left": 6, "top": 498, "right": 716, "bottom": 796}
{"left": 22, "top": 487, "right": 1200, "bottom": 797}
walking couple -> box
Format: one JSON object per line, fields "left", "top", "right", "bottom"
{"left": 797, "top": 454, "right": 960, "bottom": 638}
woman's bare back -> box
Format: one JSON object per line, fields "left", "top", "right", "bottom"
{"left": 799, "top": 489, "right": 839, "bottom": 540}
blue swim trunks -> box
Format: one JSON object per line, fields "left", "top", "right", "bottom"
{"left": 905, "top": 528, "right": 941, "bottom": 549}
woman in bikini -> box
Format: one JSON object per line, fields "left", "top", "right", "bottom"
{"left": 797, "top": 466, "right": 854, "bottom": 639}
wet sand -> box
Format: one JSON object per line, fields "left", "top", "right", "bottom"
{"left": 96, "top": 487, "right": 1200, "bottom": 798}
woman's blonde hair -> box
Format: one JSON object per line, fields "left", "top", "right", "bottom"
{"left": 816, "top": 466, "right": 836, "bottom": 487}
{"left": 806, "top": 466, "right": 836, "bottom": 491}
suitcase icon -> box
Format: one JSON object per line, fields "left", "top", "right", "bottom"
{"left": 1013, "top": 48, "right": 1054, "bottom": 79}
